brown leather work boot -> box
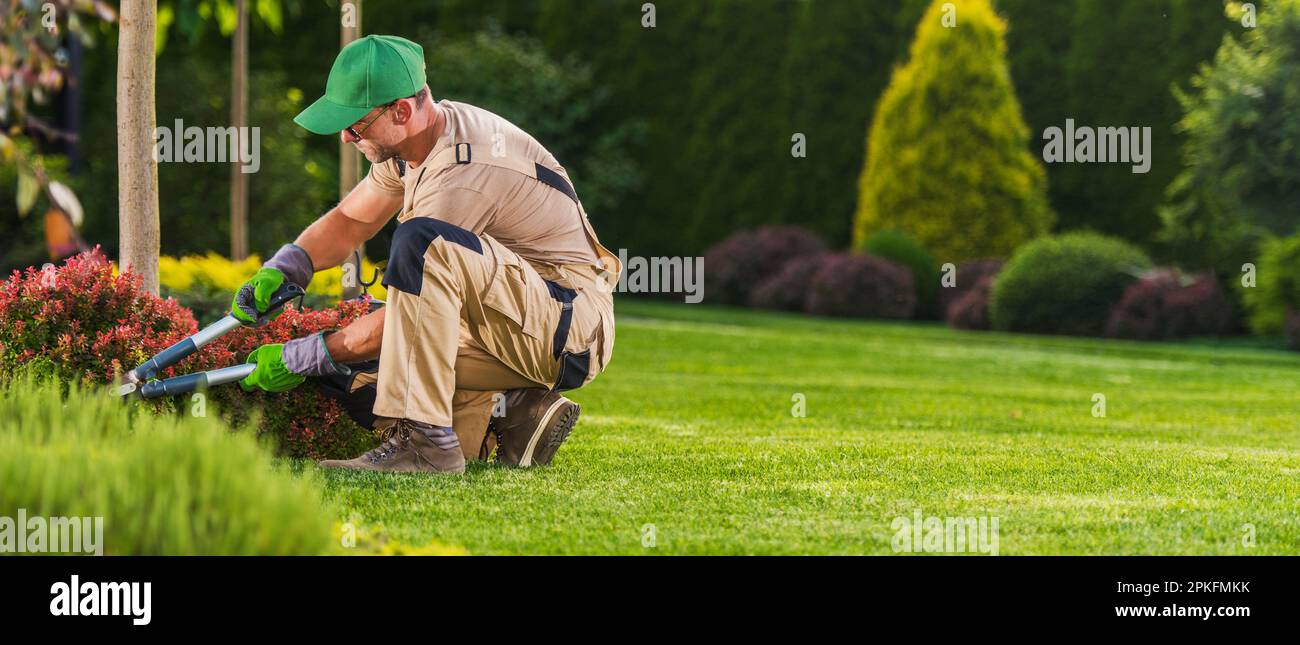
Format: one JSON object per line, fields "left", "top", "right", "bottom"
{"left": 488, "top": 389, "right": 580, "bottom": 467}
{"left": 318, "top": 419, "right": 466, "bottom": 474}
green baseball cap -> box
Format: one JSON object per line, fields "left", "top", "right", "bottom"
{"left": 293, "top": 35, "right": 427, "bottom": 135}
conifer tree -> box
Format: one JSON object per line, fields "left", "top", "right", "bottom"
{"left": 854, "top": 0, "right": 1053, "bottom": 262}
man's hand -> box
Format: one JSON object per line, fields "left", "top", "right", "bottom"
{"left": 232, "top": 267, "right": 286, "bottom": 324}
{"left": 232, "top": 175, "right": 399, "bottom": 324}
{"left": 232, "top": 243, "right": 316, "bottom": 325}
{"left": 240, "top": 332, "right": 353, "bottom": 393}
{"left": 239, "top": 343, "right": 305, "bottom": 392}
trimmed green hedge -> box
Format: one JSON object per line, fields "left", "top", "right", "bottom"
{"left": 990, "top": 233, "right": 1151, "bottom": 336}
{"left": 0, "top": 373, "right": 336, "bottom": 555}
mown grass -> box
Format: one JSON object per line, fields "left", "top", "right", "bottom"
{"left": 320, "top": 300, "right": 1300, "bottom": 555}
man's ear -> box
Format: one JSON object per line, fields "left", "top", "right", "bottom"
{"left": 391, "top": 98, "right": 416, "bottom": 125}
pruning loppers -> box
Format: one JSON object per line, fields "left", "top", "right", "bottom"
{"left": 116, "top": 282, "right": 305, "bottom": 400}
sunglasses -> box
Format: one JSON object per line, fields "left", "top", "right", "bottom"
{"left": 346, "top": 102, "right": 395, "bottom": 140}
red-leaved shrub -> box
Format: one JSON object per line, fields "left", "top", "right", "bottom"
{"left": 1162, "top": 272, "right": 1234, "bottom": 338}
{"left": 703, "top": 226, "right": 827, "bottom": 305}
{"left": 937, "top": 259, "right": 1003, "bottom": 319}
{"left": 805, "top": 252, "right": 915, "bottom": 319}
{"left": 0, "top": 248, "right": 375, "bottom": 460}
{"left": 747, "top": 253, "right": 828, "bottom": 311}
{"left": 0, "top": 247, "right": 197, "bottom": 388}
{"left": 945, "top": 275, "right": 997, "bottom": 330}
{"left": 1106, "top": 269, "right": 1232, "bottom": 341}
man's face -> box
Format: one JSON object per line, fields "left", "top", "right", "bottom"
{"left": 342, "top": 103, "right": 401, "bottom": 164}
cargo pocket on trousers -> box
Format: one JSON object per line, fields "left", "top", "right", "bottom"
{"left": 481, "top": 254, "right": 545, "bottom": 341}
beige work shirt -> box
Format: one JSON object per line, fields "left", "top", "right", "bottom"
{"left": 366, "top": 100, "right": 601, "bottom": 273}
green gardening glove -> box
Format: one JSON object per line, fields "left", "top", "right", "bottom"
{"left": 232, "top": 267, "right": 286, "bottom": 324}
{"left": 239, "top": 344, "right": 306, "bottom": 393}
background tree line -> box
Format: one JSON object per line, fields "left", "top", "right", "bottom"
{"left": 0, "top": 0, "right": 1249, "bottom": 269}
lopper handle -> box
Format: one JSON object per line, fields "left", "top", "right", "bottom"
{"left": 257, "top": 281, "right": 308, "bottom": 325}
{"left": 137, "top": 364, "right": 257, "bottom": 399}
{"left": 129, "top": 282, "right": 305, "bottom": 382}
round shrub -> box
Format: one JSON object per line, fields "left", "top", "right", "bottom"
{"left": 747, "top": 253, "right": 828, "bottom": 311}
{"left": 937, "top": 258, "right": 1004, "bottom": 319}
{"left": 990, "top": 233, "right": 1152, "bottom": 336}
{"left": 861, "top": 230, "right": 939, "bottom": 318}
{"left": 702, "top": 226, "right": 827, "bottom": 305}
{"left": 945, "top": 275, "right": 997, "bottom": 331}
{"left": 805, "top": 252, "right": 916, "bottom": 320}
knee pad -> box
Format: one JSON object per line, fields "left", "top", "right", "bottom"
{"left": 383, "top": 217, "right": 483, "bottom": 295}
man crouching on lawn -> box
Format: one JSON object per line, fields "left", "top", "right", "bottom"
{"left": 231, "top": 35, "right": 619, "bottom": 474}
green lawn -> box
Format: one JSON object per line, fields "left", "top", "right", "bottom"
{"left": 320, "top": 300, "right": 1300, "bottom": 555}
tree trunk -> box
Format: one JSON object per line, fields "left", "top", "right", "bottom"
{"left": 339, "top": 0, "right": 364, "bottom": 299}
{"left": 116, "top": 0, "right": 160, "bottom": 295}
{"left": 230, "top": 0, "right": 249, "bottom": 260}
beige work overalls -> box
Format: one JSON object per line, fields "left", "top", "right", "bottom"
{"left": 364, "top": 143, "right": 621, "bottom": 457}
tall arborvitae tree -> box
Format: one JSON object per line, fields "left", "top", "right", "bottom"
{"left": 854, "top": 0, "right": 1053, "bottom": 262}
{"left": 780, "top": 0, "right": 909, "bottom": 246}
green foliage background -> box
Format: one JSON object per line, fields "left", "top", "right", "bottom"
{"left": 1053, "top": 0, "right": 1230, "bottom": 245}
{"left": 1242, "top": 234, "right": 1300, "bottom": 336}
{"left": 1160, "top": 0, "right": 1300, "bottom": 274}
{"left": 0, "top": 0, "right": 1249, "bottom": 269}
